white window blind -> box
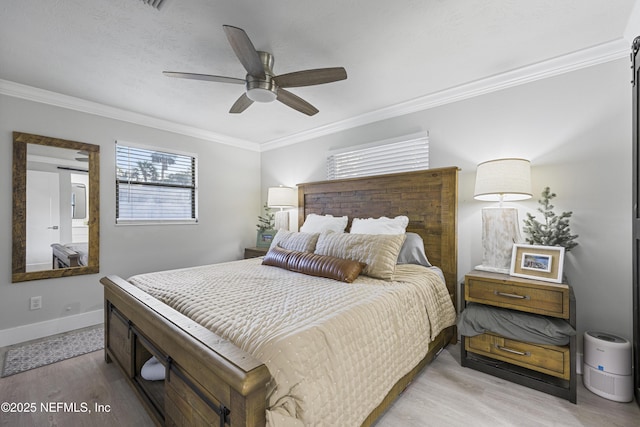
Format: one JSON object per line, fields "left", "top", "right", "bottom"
{"left": 326, "top": 132, "right": 429, "bottom": 180}
{"left": 116, "top": 142, "right": 198, "bottom": 224}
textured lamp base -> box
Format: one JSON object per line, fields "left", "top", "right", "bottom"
{"left": 274, "top": 210, "right": 290, "bottom": 231}
{"left": 476, "top": 207, "right": 521, "bottom": 274}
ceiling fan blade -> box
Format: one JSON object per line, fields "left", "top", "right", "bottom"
{"left": 274, "top": 67, "right": 347, "bottom": 88}
{"left": 276, "top": 89, "right": 319, "bottom": 116}
{"left": 163, "top": 71, "right": 245, "bottom": 85}
{"left": 222, "top": 25, "right": 266, "bottom": 79}
{"left": 229, "top": 93, "right": 254, "bottom": 113}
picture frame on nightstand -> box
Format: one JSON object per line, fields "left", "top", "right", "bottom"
{"left": 256, "top": 229, "right": 276, "bottom": 248}
{"left": 510, "top": 244, "right": 565, "bottom": 283}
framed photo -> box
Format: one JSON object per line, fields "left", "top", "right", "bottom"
{"left": 256, "top": 229, "right": 276, "bottom": 248}
{"left": 510, "top": 244, "right": 565, "bottom": 283}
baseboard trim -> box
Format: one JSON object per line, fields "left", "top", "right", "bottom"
{"left": 0, "top": 310, "right": 103, "bottom": 347}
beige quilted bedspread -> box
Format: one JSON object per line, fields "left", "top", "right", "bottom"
{"left": 128, "top": 258, "right": 456, "bottom": 427}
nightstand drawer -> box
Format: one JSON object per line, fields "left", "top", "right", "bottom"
{"left": 466, "top": 333, "right": 570, "bottom": 380}
{"left": 466, "top": 274, "right": 569, "bottom": 318}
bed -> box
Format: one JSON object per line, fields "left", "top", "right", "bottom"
{"left": 51, "top": 242, "right": 88, "bottom": 268}
{"left": 101, "top": 167, "right": 458, "bottom": 427}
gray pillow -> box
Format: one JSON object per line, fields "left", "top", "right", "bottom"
{"left": 396, "top": 232, "right": 431, "bottom": 267}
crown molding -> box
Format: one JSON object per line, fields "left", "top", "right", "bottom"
{"left": 0, "top": 79, "right": 261, "bottom": 152}
{"left": 260, "top": 38, "right": 629, "bottom": 151}
{"left": 1, "top": 37, "right": 629, "bottom": 153}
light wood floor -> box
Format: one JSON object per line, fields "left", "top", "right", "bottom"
{"left": 1, "top": 343, "right": 638, "bottom": 426}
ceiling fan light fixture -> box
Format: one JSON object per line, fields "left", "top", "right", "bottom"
{"left": 247, "top": 87, "right": 277, "bottom": 103}
{"left": 246, "top": 76, "right": 277, "bottom": 103}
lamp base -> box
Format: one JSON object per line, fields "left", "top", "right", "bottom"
{"left": 480, "top": 207, "right": 521, "bottom": 273}
{"left": 274, "top": 210, "right": 290, "bottom": 231}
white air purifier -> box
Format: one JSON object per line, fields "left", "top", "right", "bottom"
{"left": 583, "top": 331, "right": 633, "bottom": 402}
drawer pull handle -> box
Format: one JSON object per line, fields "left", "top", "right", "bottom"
{"left": 494, "top": 291, "right": 530, "bottom": 300}
{"left": 495, "top": 345, "right": 531, "bottom": 357}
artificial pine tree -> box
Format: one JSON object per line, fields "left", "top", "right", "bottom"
{"left": 522, "top": 187, "right": 578, "bottom": 251}
{"left": 256, "top": 203, "right": 275, "bottom": 232}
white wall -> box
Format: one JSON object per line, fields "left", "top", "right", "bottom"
{"left": 261, "top": 58, "right": 633, "bottom": 349}
{"left": 0, "top": 95, "right": 261, "bottom": 344}
{"left": 1, "top": 57, "right": 632, "bottom": 352}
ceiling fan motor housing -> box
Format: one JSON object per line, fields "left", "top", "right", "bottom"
{"left": 246, "top": 51, "right": 277, "bottom": 102}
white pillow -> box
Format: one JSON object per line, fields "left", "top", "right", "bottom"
{"left": 300, "top": 214, "right": 348, "bottom": 233}
{"left": 350, "top": 215, "right": 409, "bottom": 235}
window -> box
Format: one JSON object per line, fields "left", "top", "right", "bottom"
{"left": 116, "top": 142, "right": 197, "bottom": 224}
{"left": 326, "top": 132, "right": 429, "bottom": 180}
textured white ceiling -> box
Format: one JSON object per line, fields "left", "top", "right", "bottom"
{"left": 0, "top": 0, "right": 636, "bottom": 147}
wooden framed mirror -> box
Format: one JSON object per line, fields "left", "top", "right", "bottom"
{"left": 12, "top": 132, "right": 100, "bottom": 282}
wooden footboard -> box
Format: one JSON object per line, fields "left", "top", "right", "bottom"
{"left": 51, "top": 243, "right": 81, "bottom": 268}
{"left": 101, "top": 275, "right": 270, "bottom": 427}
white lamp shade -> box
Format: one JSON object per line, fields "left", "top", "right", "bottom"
{"left": 267, "top": 186, "right": 297, "bottom": 208}
{"left": 474, "top": 158, "right": 532, "bottom": 202}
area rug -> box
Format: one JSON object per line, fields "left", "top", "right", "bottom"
{"left": 1, "top": 326, "right": 104, "bottom": 377}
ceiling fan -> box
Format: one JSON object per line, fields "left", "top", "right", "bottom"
{"left": 163, "top": 25, "right": 347, "bottom": 116}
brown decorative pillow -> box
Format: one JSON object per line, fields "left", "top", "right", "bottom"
{"left": 263, "top": 245, "right": 365, "bottom": 283}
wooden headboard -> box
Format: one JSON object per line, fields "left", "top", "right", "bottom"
{"left": 297, "top": 167, "right": 458, "bottom": 306}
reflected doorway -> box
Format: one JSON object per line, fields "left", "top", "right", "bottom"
{"left": 26, "top": 170, "right": 60, "bottom": 272}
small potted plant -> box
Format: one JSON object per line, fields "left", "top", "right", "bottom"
{"left": 522, "top": 187, "right": 578, "bottom": 251}
{"left": 256, "top": 203, "right": 276, "bottom": 247}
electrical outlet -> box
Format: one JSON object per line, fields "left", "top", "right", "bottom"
{"left": 30, "top": 296, "right": 42, "bottom": 310}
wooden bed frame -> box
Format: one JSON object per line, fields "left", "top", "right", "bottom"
{"left": 101, "top": 166, "right": 458, "bottom": 427}
{"left": 51, "top": 243, "right": 83, "bottom": 268}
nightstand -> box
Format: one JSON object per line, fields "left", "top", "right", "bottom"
{"left": 460, "top": 270, "right": 576, "bottom": 403}
{"left": 244, "top": 246, "right": 268, "bottom": 259}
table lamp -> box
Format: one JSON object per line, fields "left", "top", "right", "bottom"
{"left": 474, "top": 158, "right": 532, "bottom": 273}
{"left": 267, "top": 186, "right": 297, "bottom": 231}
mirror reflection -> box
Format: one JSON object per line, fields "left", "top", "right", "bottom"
{"left": 26, "top": 144, "right": 89, "bottom": 271}
{"left": 12, "top": 132, "right": 100, "bottom": 282}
